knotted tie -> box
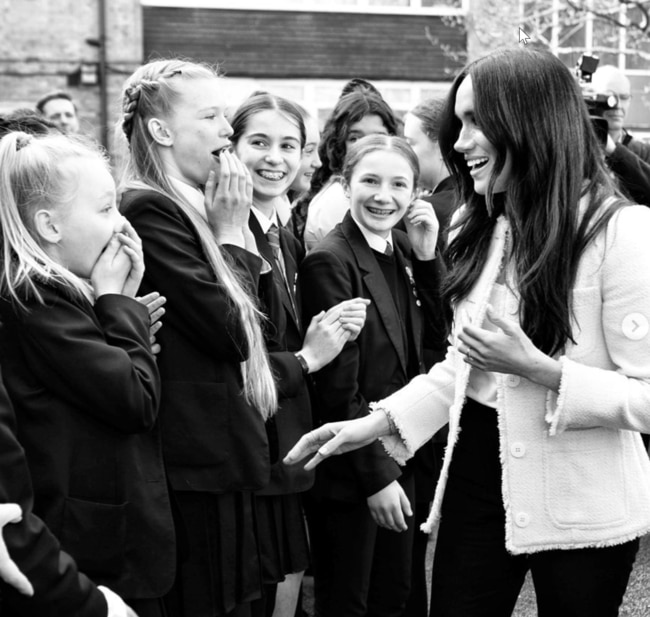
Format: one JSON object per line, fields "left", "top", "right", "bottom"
{"left": 266, "top": 223, "right": 297, "bottom": 320}
{"left": 384, "top": 242, "right": 393, "bottom": 257}
{"left": 266, "top": 223, "right": 284, "bottom": 272}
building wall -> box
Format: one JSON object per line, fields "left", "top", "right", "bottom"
{"left": 143, "top": 6, "right": 465, "bottom": 81}
{"left": 0, "top": 0, "right": 142, "bottom": 149}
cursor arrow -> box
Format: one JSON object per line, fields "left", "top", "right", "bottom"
{"left": 519, "top": 27, "right": 531, "bottom": 45}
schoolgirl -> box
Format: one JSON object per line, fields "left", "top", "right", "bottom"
{"left": 230, "top": 92, "right": 368, "bottom": 617}
{"left": 302, "top": 87, "right": 399, "bottom": 251}
{"left": 117, "top": 59, "right": 278, "bottom": 617}
{"left": 0, "top": 131, "right": 174, "bottom": 617}
{"left": 286, "top": 105, "right": 322, "bottom": 245}
{"left": 298, "top": 135, "right": 446, "bottom": 617}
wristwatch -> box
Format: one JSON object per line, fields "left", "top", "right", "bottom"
{"left": 294, "top": 352, "right": 310, "bottom": 375}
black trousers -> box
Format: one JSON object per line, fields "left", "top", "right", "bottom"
{"left": 308, "top": 474, "right": 416, "bottom": 617}
{"left": 429, "top": 398, "right": 639, "bottom": 617}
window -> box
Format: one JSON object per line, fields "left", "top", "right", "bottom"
{"left": 141, "top": 0, "right": 466, "bottom": 15}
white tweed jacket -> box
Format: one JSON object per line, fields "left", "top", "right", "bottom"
{"left": 374, "top": 204, "right": 650, "bottom": 555}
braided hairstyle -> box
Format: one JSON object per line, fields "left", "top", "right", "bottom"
{"left": 116, "top": 59, "right": 278, "bottom": 419}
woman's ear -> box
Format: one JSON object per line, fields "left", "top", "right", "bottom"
{"left": 341, "top": 179, "right": 351, "bottom": 199}
{"left": 147, "top": 118, "right": 173, "bottom": 146}
{"left": 33, "top": 209, "right": 61, "bottom": 245}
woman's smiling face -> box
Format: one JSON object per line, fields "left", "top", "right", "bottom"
{"left": 453, "top": 76, "right": 512, "bottom": 196}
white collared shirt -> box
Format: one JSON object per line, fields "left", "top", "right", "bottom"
{"left": 168, "top": 176, "right": 207, "bottom": 220}
{"left": 351, "top": 215, "right": 394, "bottom": 255}
{"left": 251, "top": 206, "right": 281, "bottom": 235}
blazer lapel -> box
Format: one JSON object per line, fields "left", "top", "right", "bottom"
{"left": 394, "top": 241, "right": 424, "bottom": 368}
{"left": 341, "top": 214, "right": 408, "bottom": 374}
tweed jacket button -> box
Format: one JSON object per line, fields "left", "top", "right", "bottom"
{"left": 505, "top": 375, "right": 521, "bottom": 387}
{"left": 510, "top": 442, "right": 526, "bottom": 458}
{"left": 515, "top": 512, "right": 531, "bottom": 527}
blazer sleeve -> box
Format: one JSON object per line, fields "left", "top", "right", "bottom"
{"left": 546, "top": 205, "right": 650, "bottom": 435}
{"left": 607, "top": 143, "right": 650, "bottom": 207}
{"left": 300, "top": 248, "right": 402, "bottom": 497}
{"left": 16, "top": 290, "right": 159, "bottom": 434}
{"left": 124, "top": 192, "right": 264, "bottom": 362}
{"left": 411, "top": 253, "right": 451, "bottom": 352}
{"left": 0, "top": 373, "right": 107, "bottom": 617}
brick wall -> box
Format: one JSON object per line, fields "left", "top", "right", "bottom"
{"left": 0, "top": 0, "right": 143, "bottom": 151}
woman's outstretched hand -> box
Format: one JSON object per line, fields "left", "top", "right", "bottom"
{"left": 283, "top": 412, "right": 390, "bottom": 470}
{"left": 205, "top": 150, "right": 253, "bottom": 247}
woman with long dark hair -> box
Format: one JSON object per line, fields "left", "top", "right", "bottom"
{"left": 286, "top": 47, "right": 650, "bottom": 617}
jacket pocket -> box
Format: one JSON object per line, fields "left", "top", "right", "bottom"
{"left": 60, "top": 497, "right": 127, "bottom": 577}
{"left": 544, "top": 427, "right": 626, "bottom": 528}
{"left": 161, "top": 381, "right": 228, "bottom": 466}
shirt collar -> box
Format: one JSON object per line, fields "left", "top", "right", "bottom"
{"left": 351, "top": 215, "right": 393, "bottom": 254}
{"left": 168, "top": 176, "right": 207, "bottom": 220}
{"left": 251, "top": 206, "right": 280, "bottom": 235}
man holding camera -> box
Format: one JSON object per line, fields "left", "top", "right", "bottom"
{"left": 592, "top": 64, "right": 650, "bottom": 164}
{"left": 587, "top": 64, "right": 650, "bottom": 207}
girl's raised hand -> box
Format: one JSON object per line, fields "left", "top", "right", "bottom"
{"left": 91, "top": 234, "right": 131, "bottom": 298}
{"left": 137, "top": 292, "right": 166, "bottom": 355}
{"left": 332, "top": 297, "right": 370, "bottom": 342}
{"left": 0, "top": 504, "right": 34, "bottom": 596}
{"left": 205, "top": 150, "right": 253, "bottom": 247}
{"left": 116, "top": 219, "right": 145, "bottom": 297}
{"left": 403, "top": 198, "right": 439, "bottom": 261}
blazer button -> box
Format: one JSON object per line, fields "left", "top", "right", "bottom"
{"left": 515, "top": 512, "right": 531, "bottom": 528}
{"left": 505, "top": 375, "right": 521, "bottom": 387}
{"left": 510, "top": 442, "right": 526, "bottom": 458}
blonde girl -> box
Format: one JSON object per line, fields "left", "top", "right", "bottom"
{"left": 0, "top": 132, "right": 173, "bottom": 617}
{"left": 118, "top": 59, "right": 277, "bottom": 617}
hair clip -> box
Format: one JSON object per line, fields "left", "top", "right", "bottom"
{"left": 15, "top": 134, "right": 33, "bottom": 151}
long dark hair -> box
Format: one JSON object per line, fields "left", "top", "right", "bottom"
{"left": 440, "top": 47, "right": 625, "bottom": 356}
{"left": 307, "top": 90, "right": 398, "bottom": 200}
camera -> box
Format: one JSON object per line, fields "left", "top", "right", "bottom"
{"left": 576, "top": 54, "right": 620, "bottom": 115}
{"left": 575, "top": 54, "right": 617, "bottom": 145}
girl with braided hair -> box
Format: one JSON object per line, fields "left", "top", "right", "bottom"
{"left": 117, "top": 59, "right": 278, "bottom": 617}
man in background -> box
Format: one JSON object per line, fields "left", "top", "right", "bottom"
{"left": 35, "top": 91, "right": 80, "bottom": 135}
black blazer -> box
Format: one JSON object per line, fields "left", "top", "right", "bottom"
{"left": 299, "top": 212, "right": 447, "bottom": 502}
{"left": 0, "top": 286, "right": 175, "bottom": 599}
{"left": 0, "top": 365, "right": 107, "bottom": 617}
{"left": 121, "top": 189, "right": 270, "bottom": 493}
{"left": 249, "top": 213, "right": 313, "bottom": 495}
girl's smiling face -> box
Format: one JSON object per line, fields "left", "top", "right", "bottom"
{"left": 346, "top": 149, "right": 415, "bottom": 239}
{"left": 234, "top": 109, "right": 302, "bottom": 204}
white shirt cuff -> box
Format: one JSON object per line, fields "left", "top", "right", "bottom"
{"left": 98, "top": 585, "right": 129, "bottom": 617}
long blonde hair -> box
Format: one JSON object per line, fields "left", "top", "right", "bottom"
{"left": 0, "top": 132, "right": 104, "bottom": 307}
{"left": 116, "top": 59, "right": 277, "bottom": 419}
